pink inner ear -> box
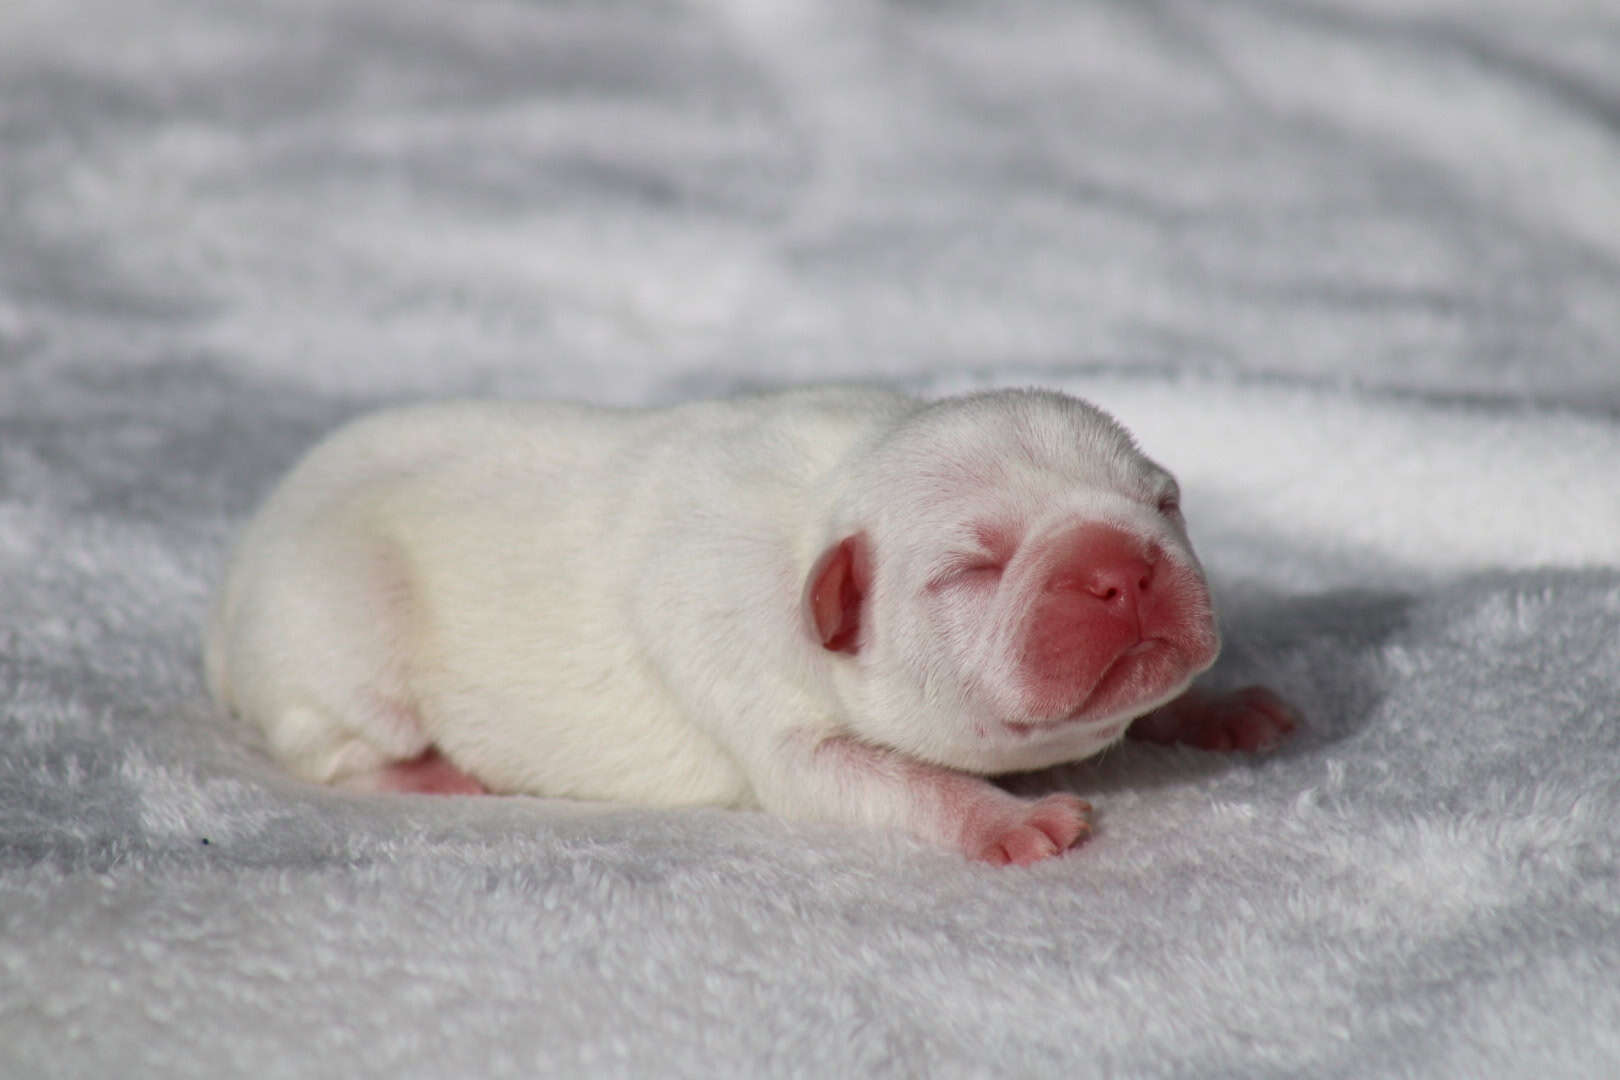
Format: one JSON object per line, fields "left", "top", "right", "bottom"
{"left": 807, "top": 534, "right": 868, "bottom": 654}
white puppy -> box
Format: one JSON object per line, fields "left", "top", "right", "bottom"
{"left": 206, "top": 387, "right": 1295, "bottom": 865}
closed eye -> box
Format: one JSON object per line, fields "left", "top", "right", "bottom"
{"left": 926, "top": 556, "right": 1006, "bottom": 591}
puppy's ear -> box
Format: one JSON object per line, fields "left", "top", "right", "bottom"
{"left": 805, "top": 534, "right": 869, "bottom": 654}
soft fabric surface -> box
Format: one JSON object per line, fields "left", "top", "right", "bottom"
{"left": 3, "top": 1, "right": 1618, "bottom": 1076}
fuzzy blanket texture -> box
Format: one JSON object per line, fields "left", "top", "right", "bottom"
{"left": 3, "top": 1, "right": 1619, "bottom": 1076}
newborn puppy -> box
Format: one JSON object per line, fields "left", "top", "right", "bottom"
{"left": 206, "top": 387, "right": 1295, "bottom": 865}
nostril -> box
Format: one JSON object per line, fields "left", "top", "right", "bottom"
{"left": 1077, "top": 558, "right": 1154, "bottom": 606}
{"left": 1041, "top": 525, "right": 1161, "bottom": 606}
{"left": 1051, "top": 559, "right": 1154, "bottom": 604}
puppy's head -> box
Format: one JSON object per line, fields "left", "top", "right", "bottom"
{"left": 805, "top": 389, "right": 1219, "bottom": 773}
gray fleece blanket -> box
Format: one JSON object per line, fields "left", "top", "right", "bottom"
{"left": 3, "top": 1, "right": 1618, "bottom": 1076}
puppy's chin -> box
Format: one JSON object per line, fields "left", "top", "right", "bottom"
{"left": 844, "top": 637, "right": 1211, "bottom": 776}
{"left": 940, "top": 657, "right": 1207, "bottom": 775}
{"left": 1039, "top": 638, "right": 1211, "bottom": 728}
{"left": 926, "top": 718, "right": 1129, "bottom": 776}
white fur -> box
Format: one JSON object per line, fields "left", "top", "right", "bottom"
{"left": 206, "top": 387, "right": 1219, "bottom": 858}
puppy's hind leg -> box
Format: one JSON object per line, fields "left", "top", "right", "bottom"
{"left": 266, "top": 697, "right": 485, "bottom": 796}
{"left": 341, "top": 747, "right": 489, "bottom": 796}
{"left": 236, "top": 531, "right": 485, "bottom": 796}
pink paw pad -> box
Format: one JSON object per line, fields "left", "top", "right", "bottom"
{"left": 978, "top": 793, "right": 1093, "bottom": 867}
{"left": 371, "top": 748, "right": 489, "bottom": 795}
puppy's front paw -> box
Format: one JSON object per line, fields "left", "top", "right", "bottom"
{"left": 1129, "top": 685, "right": 1300, "bottom": 752}
{"left": 970, "top": 792, "right": 1093, "bottom": 866}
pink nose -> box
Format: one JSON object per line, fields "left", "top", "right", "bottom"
{"left": 1019, "top": 522, "right": 1214, "bottom": 721}
{"left": 1044, "top": 526, "right": 1157, "bottom": 624}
